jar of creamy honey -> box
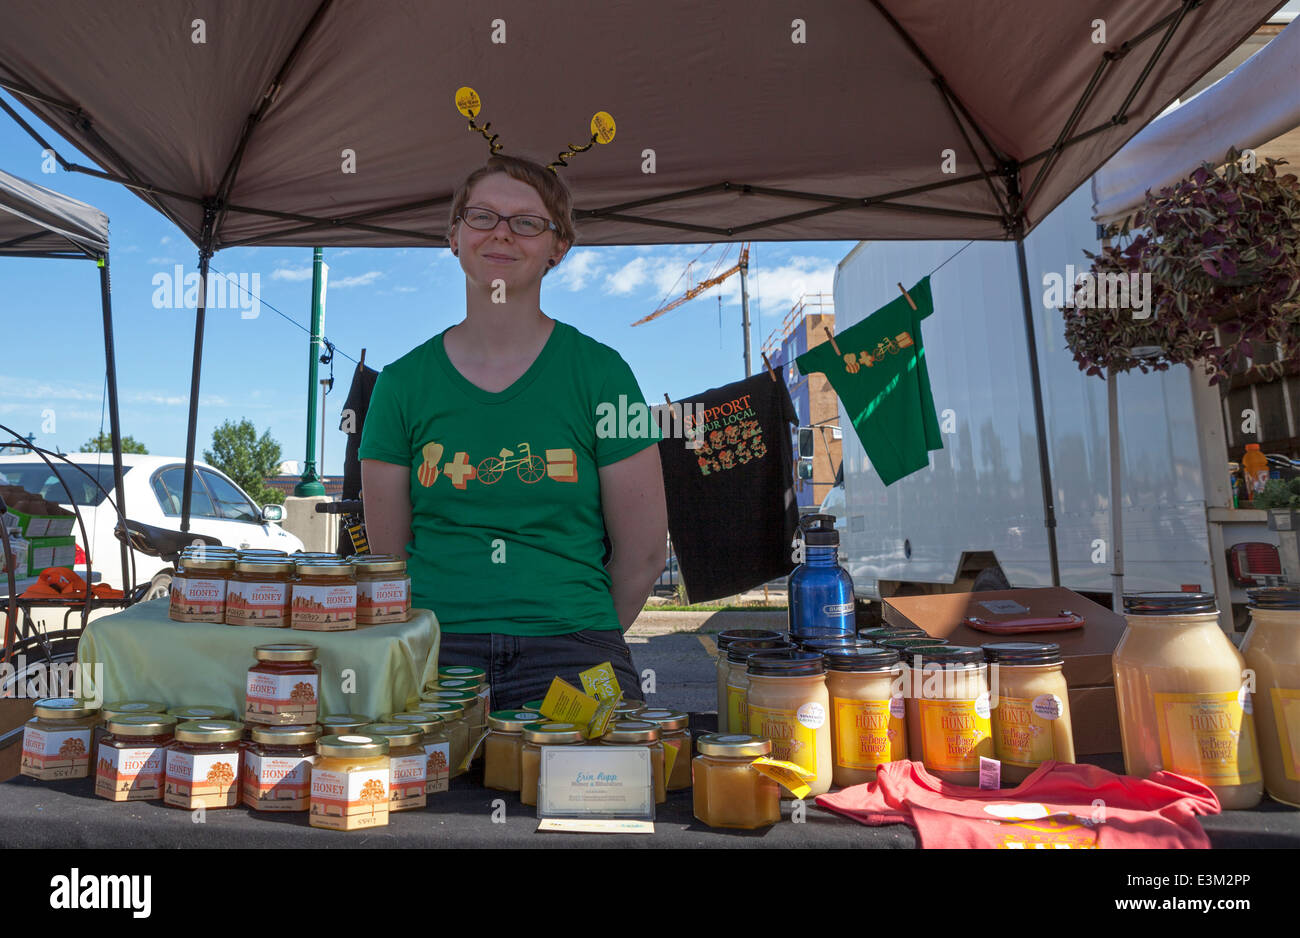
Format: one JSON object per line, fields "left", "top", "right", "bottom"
{"left": 520, "top": 722, "right": 585, "bottom": 807}
{"left": 243, "top": 723, "right": 320, "bottom": 812}
{"left": 693, "top": 734, "right": 781, "bottom": 830}
{"left": 724, "top": 638, "right": 796, "bottom": 736}
{"left": 823, "top": 645, "right": 907, "bottom": 787}
{"left": 246, "top": 643, "right": 320, "bottom": 725}
{"left": 94, "top": 713, "right": 177, "bottom": 801}
{"left": 169, "top": 554, "right": 234, "bottom": 623}
{"left": 165, "top": 720, "right": 243, "bottom": 809}
{"left": 361, "top": 723, "right": 427, "bottom": 811}
{"left": 633, "top": 709, "right": 692, "bottom": 791}
{"left": 415, "top": 701, "right": 469, "bottom": 776}
{"left": 601, "top": 720, "right": 667, "bottom": 803}
{"left": 714, "top": 629, "right": 785, "bottom": 731}
{"left": 745, "top": 649, "right": 833, "bottom": 797}
{"left": 310, "top": 734, "right": 391, "bottom": 831}
{"left": 1114, "top": 593, "right": 1261, "bottom": 810}
{"left": 484, "top": 710, "right": 544, "bottom": 792}
{"left": 291, "top": 558, "right": 357, "bottom": 631}
{"left": 385, "top": 712, "right": 451, "bottom": 794}
{"left": 983, "top": 642, "right": 1076, "bottom": 783}
{"left": 905, "top": 645, "right": 994, "bottom": 786}
{"left": 226, "top": 559, "right": 294, "bottom": 627}
{"left": 1242, "top": 588, "right": 1300, "bottom": 807}
{"left": 351, "top": 554, "right": 411, "bottom": 625}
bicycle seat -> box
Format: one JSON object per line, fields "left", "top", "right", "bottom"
{"left": 115, "top": 519, "right": 222, "bottom": 561}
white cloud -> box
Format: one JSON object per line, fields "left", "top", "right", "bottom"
{"left": 553, "top": 250, "right": 603, "bottom": 291}
{"left": 160, "top": 235, "right": 171, "bottom": 245}
{"left": 147, "top": 257, "right": 176, "bottom": 265}
{"left": 605, "top": 257, "right": 650, "bottom": 295}
{"left": 332, "top": 271, "right": 383, "bottom": 288}
{"left": 272, "top": 267, "right": 313, "bottom": 282}
{"left": 0, "top": 376, "right": 100, "bottom": 402}
{"left": 393, "top": 286, "right": 418, "bottom": 293}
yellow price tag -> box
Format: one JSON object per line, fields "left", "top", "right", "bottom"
{"left": 591, "top": 111, "right": 616, "bottom": 144}
{"left": 454, "top": 86, "right": 482, "bottom": 117}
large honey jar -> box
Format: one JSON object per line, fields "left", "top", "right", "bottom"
{"left": 714, "top": 629, "right": 785, "bottom": 732}
{"left": 824, "top": 645, "right": 907, "bottom": 787}
{"left": 983, "top": 641, "right": 1076, "bottom": 784}
{"left": 905, "top": 644, "right": 994, "bottom": 786}
{"left": 1242, "top": 588, "right": 1300, "bottom": 807}
{"left": 745, "top": 649, "right": 832, "bottom": 797}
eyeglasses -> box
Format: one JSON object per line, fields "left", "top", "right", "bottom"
{"left": 458, "top": 206, "right": 557, "bottom": 237}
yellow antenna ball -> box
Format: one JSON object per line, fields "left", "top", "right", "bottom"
{"left": 455, "top": 86, "right": 482, "bottom": 118}
{"left": 591, "top": 111, "right": 616, "bottom": 144}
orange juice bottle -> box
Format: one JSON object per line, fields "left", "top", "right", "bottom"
{"left": 1242, "top": 444, "right": 1269, "bottom": 499}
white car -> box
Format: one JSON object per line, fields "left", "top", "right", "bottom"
{"left": 0, "top": 453, "right": 304, "bottom": 598}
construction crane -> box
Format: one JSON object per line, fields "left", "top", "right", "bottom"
{"left": 631, "top": 243, "right": 755, "bottom": 376}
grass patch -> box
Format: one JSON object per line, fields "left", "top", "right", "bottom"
{"left": 642, "top": 603, "right": 788, "bottom": 612}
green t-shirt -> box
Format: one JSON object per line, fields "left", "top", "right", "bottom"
{"left": 795, "top": 276, "right": 942, "bottom": 486}
{"left": 358, "top": 319, "right": 661, "bottom": 636}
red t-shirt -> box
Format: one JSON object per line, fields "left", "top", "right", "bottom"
{"left": 815, "top": 760, "right": 1220, "bottom": 849}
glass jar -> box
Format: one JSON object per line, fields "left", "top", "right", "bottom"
{"left": 95, "top": 714, "right": 177, "bottom": 802}
{"left": 384, "top": 712, "right": 452, "bottom": 794}
{"left": 824, "top": 646, "right": 907, "bottom": 787}
{"left": 318, "top": 714, "right": 372, "bottom": 735}
{"left": 601, "top": 720, "right": 666, "bottom": 803}
{"left": 166, "top": 705, "right": 235, "bottom": 722}
{"left": 633, "top": 709, "right": 692, "bottom": 791}
{"left": 1115, "top": 593, "right": 1262, "bottom": 810}
{"left": 291, "top": 559, "right": 357, "bottom": 632}
{"left": 310, "top": 734, "right": 391, "bottom": 831}
{"left": 92, "top": 700, "right": 167, "bottom": 769}
{"left": 983, "top": 642, "right": 1076, "bottom": 783}
{"left": 168, "top": 555, "right": 234, "bottom": 623}
{"left": 243, "top": 723, "right": 320, "bottom": 812}
{"left": 361, "top": 723, "right": 427, "bottom": 811}
{"left": 21, "top": 697, "right": 100, "bottom": 780}
{"left": 745, "top": 650, "right": 832, "bottom": 797}
{"left": 415, "top": 701, "right": 469, "bottom": 776}
{"left": 520, "top": 722, "right": 585, "bottom": 807}
{"left": 484, "top": 709, "right": 544, "bottom": 791}
{"left": 226, "top": 559, "right": 294, "bottom": 627}
{"left": 164, "top": 719, "right": 243, "bottom": 809}
{"left": 245, "top": 643, "right": 320, "bottom": 725}
{"left": 432, "top": 682, "right": 490, "bottom": 750}
{"left": 692, "top": 733, "right": 781, "bottom": 829}
{"left": 1241, "top": 588, "right": 1300, "bottom": 807}
{"left": 714, "top": 629, "right": 785, "bottom": 732}
{"left": 725, "top": 639, "right": 796, "bottom": 735}
{"left": 905, "top": 645, "right": 993, "bottom": 786}
{"left": 351, "top": 554, "right": 412, "bottom": 625}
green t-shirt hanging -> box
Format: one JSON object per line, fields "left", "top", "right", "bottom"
{"left": 795, "top": 277, "right": 942, "bottom": 486}
{"left": 358, "top": 319, "right": 661, "bottom": 636}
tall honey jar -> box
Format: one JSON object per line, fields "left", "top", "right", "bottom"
{"left": 164, "top": 719, "right": 243, "bottom": 809}
{"left": 385, "top": 712, "right": 451, "bottom": 794}
{"left": 95, "top": 714, "right": 177, "bottom": 802}
{"left": 484, "top": 709, "right": 544, "bottom": 791}
{"left": 520, "top": 722, "right": 585, "bottom": 807}
{"left": 724, "top": 638, "right": 796, "bottom": 736}
{"left": 351, "top": 554, "right": 411, "bottom": 625}
{"left": 692, "top": 733, "right": 781, "bottom": 830}
{"left": 745, "top": 649, "right": 833, "bottom": 797}
{"left": 983, "top": 641, "right": 1076, "bottom": 783}
{"left": 1242, "top": 587, "right": 1300, "bottom": 807}
{"left": 824, "top": 645, "right": 907, "bottom": 787}
{"left": 633, "top": 709, "right": 692, "bottom": 790}
{"left": 361, "top": 723, "right": 427, "bottom": 810}
{"left": 169, "top": 554, "right": 234, "bottom": 623}
{"left": 291, "top": 558, "right": 357, "bottom": 632}
{"left": 243, "top": 723, "right": 320, "bottom": 812}
{"left": 906, "top": 645, "right": 994, "bottom": 786}
{"left": 245, "top": 643, "right": 321, "bottom": 725}
{"left": 21, "top": 697, "right": 100, "bottom": 780}
{"left": 714, "top": 629, "right": 785, "bottom": 732}
{"left": 310, "top": 734, "right": 391, "bottom": 831}
{"left": 226, "top": 558, "right": 294, "bottom": 627}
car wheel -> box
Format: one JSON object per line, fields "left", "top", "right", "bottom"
{"left": 142, "top": 571, "right": 173, "bottom": 601}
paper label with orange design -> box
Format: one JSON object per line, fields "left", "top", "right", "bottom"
{"left": 164, "top": 751, "right": 240, "bottom": 807}
{"left": 919, "top": 696, "right": 994, "bottom": 772}
{"left": 993, "top": 694, "right": 1056, "bottom": 767}
{"left": 245, "top": 671, "right": 319, "bottom": 723}
{"left": 1154, "top": 690, "right": 1261, "bottom": 785}
{"left": 1272, "top": 688, "right": 1300, "bottom": 781}
{"left": 310, "top": 767, "right": 391, "bottom": 830}
{"left": 423, "top": 741, "right": 450, "bottom": 794}
{"left": 242, "top": 752, "right": 314, "bottom": 810}
{"left": 748, "top": 704, "right": 818, "bottom": 778}
{"left": 389, "top": 753, "right": 428, "bottom": 808}
{"left": 750, "top": 756, "right": 815, "bottom": 799}
{"left": 832, "top": 697, "right": 905, "bottom": 770}
{"left": 20, "top": 726, "right": 91, "bottom": 779}
{"left": 95, "top": 744, "right": 167, "bottom": 800}
{"left": 225, "top": 579, "right": 288, "bottom": 624}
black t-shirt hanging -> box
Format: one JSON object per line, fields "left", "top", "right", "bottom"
{"left": 658, "top": 372, "right": 799, "bottom": 603}
{"left": 341, "top": 362, "right": 379, "bottom": 500}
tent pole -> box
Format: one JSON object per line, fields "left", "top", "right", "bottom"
{"left": 98, "top": 254, "right": 132, "bottom": 595}
{"left": 180, "top": 253, "right": 210, "bottom": 535}
{"left": 1107, "top": 369, "right": 1125, "bottom": 611}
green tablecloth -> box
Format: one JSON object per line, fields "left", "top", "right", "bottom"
{"left": 76, "top": 598, "right": 440, "bottom": 721}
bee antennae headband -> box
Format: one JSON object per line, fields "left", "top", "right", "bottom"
{"left": 455, "top": 86, "right": 615, "bottom": 174}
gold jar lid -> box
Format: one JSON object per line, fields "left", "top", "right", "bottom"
{"left": 236, "top": 548, "right": 289, "bottom": 558}
{"left": 437, "top": 665, "right": 486, "bottom": 683}
{"left": 294, "top": 559, "right": 354, "bottom": 577}
{"left": 416, "top": 701, "right": 465, "bottom": 720}
{"left": 360, "top": 723, "right": 424, "bottom": 748}
{"left": 167, "top": 705, "right": 235, "bottom": 721}
{"left": 487, "top": 710, "right": 544, "bottom": 732}
{"left": 318, "top": 714, "right": 372, "bottom": 733}
{"left": 696, "top": 733, "right": 772, "bottom": 758}
{"left": 181, "top": 557, "right": 235, "bottom": 572}
{"left": 316, "top": 733, "right": 389, "bottom": 759}
{"left": 384, "top": 712, "right": 445, "bottom": 734}
{"left": 106, "top": 714, "right": 178, "bottom": 736}
{"left": 32, "top": 697, "right": 99, "bottom": 720}
{"left": 633, "top": 708, "right": 689, "bottom": 731}
{"left": 180, "top": 545, "right": 237, "bottom": 555}
{"left": 435, "top": 679, "right": 481, "bottom": 694}
{"left": 234, "top": 559, "right": 294, "bottom": 575}
{"left": 421, "top": 689, "right": 476, "bottom": 705}
{"left": 254, "top": 642, "right": 318, "bottom": 662}
{"left": 602, "top": 720, "right": 661, "bottom": 744}
{"left": 250, "top": 724, "right": 321, "bottom": 746}
{"left": 612, "top": 699, "right": 646, "bottom": 717}
{"left": 293, "top": 551, "right": 341, "bottom": 560}
{"left": 522, "top": 722, "right": 585, "bottom": 744}
{"left": 174, "top": 719, "right": 243, "bottom": 744}
{"left": 349, "top": 554, "right": 407, "bottom": 574}
{"left": 102, "top": 700, "right": 167, "bottom": 719}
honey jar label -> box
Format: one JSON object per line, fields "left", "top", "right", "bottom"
{"left": 1154, "top": 691, "right": 1261, "bottom": 785}
{"left": 389, "top": 753, "right": 428, "bottom": 808}
{"left": 310, "top": 767, "right": 390, "bottom": 829}
{"left": 993, "top": 695, "right": 1056, "bottom": 768}
{"left": 661, "top": 737, "right": 682, "bottom": 781}
{"left": 95, "top": 744, "right": 166, "bottom": 800}
{"left": 164, "top": 750, "right": 240, "bottom": 807}
{"left": 226, "top": 581, "right": 289, "bottom": 624}
{"left": 357, "top": 578, "right": 410, "bottom": 622}
{"left": 726, "top": 682, "right": 747, "bottom": 735}
{"left": 1271, "top": 688, "right": 1300, "bottom": 781}
{"left": 423, "top": 741, "right": 450, "bottom": 794}
{"left": 242, "top": 752, "right": 314, "bottom": 809}
{"left": 919, "top": 698, "right": 994, "bottom": 772}
{"left": 832, "top": 697, "right": 905, "bottom": 770}
{"left": 748, "top": 704, "right": 819, "bottom": 777}
{"left": 169, "top": 577, "right": 226, "bottom": 621}
{"left": 21, "top": 726, "right": 91, "bottom": 779}
{"left": 291, "top": 584, "right": 357, "bottom": 629}
{"left": 245, "top": 671, "right": 319, "bottom": 724}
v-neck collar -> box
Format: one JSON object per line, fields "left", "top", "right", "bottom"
{"left": 434, "top": 319, "right": 567, "bottom": 404}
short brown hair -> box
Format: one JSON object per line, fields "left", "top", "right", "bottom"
{"left": 447, "top": 155, "right": 575, "bottom": 277}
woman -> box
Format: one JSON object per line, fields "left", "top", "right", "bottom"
{"left": 359, "top": 154, "right": 668, "bottom": 710}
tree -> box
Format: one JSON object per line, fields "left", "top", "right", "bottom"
{"left": 80, "top": 433, "right": 148, "bottom": 454}
{"left": 204, "top": 419, "right": 285, "bottom": 505}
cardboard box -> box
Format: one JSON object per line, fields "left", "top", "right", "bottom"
{"left": 18, "top": 535, "right": 76, "bottom": 578}
{"left": 0, "top": 486, "right": 76, "bottom": 538}
{"left": 882, "top": 588, "right": 1127, "bottom": 755}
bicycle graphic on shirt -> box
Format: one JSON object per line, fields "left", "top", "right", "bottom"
{"left": 477, "top": 442, "right": 547, "bottom": 484}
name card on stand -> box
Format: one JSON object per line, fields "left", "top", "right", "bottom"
{"left": 536, "top": 746, "right": 654, "bottom": 821}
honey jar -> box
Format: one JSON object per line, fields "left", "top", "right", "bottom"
{"left": 431, "top": 682, "right": 489, "bottom": 750}
{"left": 724, "top": 638, "right": 796, "bottom": 735}
{"left": 714, "top": 629, "right": 785, "bottom": 731}
{"left": 246, "top": 643, "right": 321, "bottom": 725}
{"left": 168, "top": 554, "right": 234, "bottom": 623}
{"left": 226, "top": 559, "right": 294, "bottom": 627}
{"left": 351, "top": 554, "right": 412, "bottom": 625}
{"left": 414, "top": 701, "right": 469, "bottom": 776}
{"left": 318, "top": 714, "right": 372, "bottom": 735}
{"left": 437, "top": 669, "right": 492, "bottom": 726}
{"left": 520, "top": 722, "right": 585, "bottom": 807}
{"left": 824, "top": 645, "right": 907, "bottom": 787}
{"left": 745, "top": 649, "right": 833, "bottom": 797}
{"left": 1242, "top": 588, "right": 1300, "bottom": 807}
{"left": 167, "top": 705, "right": 235, "bottom": 722}
{"left": 633, "top": 709, "right": 692, "bottom": 790}
{"left": 242, "top": 723, "right": 320, "bottom": 812}
{"left": 484, "top": 710, "right": 544, "bottom": 791}
{"left": 385, "top": 712, "right": 451, "bottom": 794}
{"left": 310, "top": 734, "right": 391, "bottom": 831}
{"left": 92, "top": 700, "right": 167, "bottom": 768}
{"left": 692, "top": 733, "right": 781, "bottom": 830}
{"left": 164, "top": 720, "right": 243, "bottom": 809}
{"left": 906, "top": 645, "right": 994, "bottom": 786}
{"left": 95, "top": 714, "right": 177, "bottom": 802}
{"left": 291, "top": 558, "right": 357, "bottom": 632}
{"left": 20, "top": 697, "right": 98, "bottom": 781}
{"left": 361, "top": 723, "right": 427, "bottom": 810}
{"left": 983, "top": 642, "right": 1076, "bottom": 783}
{"left": 601, "top": 720, "right": 667, "bottom": 803}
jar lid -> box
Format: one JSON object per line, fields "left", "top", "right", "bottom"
{"left": 236, "top": 548, "right": 289, "bottom": 558}
{"left": 316, "top": 733, "right": 389, "bottom": 759}
{"left": 982, "top": 641, "right": 1063, "bottom": 666}
{"left": 1123, "top": 591, "right": 1218, "bottom": 615}
{"left": 174, "top": 719, "right": 243, "bottom": 743}
{"left": 910, "top": 645, "right": 986, "bottom": 667}
{"left": 631, "top": 708, "right": 689, "bottom": 730}
{"left": 857, "top": 627, "right": 925, "bottom": 640}
{"left": 105, "top": 713, "right": 178, "bottom": 736}
{"left": 416, "top": 701, "right": 465, "bottom": 720}
{"left": 359, "top": 723, "right": 424, "bottom": 748}
{"left": 234, "top": 559, "right": 294, "bottom": 575}
{"left": 421, "top": 689, "right": 476, "bottom": 704}
{"left": 294, "top": 560, "right": 354, "bottom": 577}
{"left": 696, "top": 733, "right": 772, "bottom": 758}
{"left": 435, "top": 679, "right": 480, "bottom": 692}
{"left": 254, "top": 642, "right": 318, "bottom": 662}
{"left": 522, "top": 699, "right": 546, "bottom": 712}
{"left": 384, "top": 712, "right": 446, "bottom": 733}
{"left": 349, "top": 554, "right": 407, "bottom": 573}
{"left": 250, "top": 724, "right": 321, "bottom": 746}
{"left": 101, "top": 700, "right": 167, "bottom": 719}
{"left": 487, "top": 710, "right": 545, "bottom": 731}
{"left": 180, "top": 546, "right": 237, "bottom": 557}
{"left": 726, "top": 638, "right": 795, "bottom": 663}
{"left": 1247, "top": 587, "right": 1300, "bottom": 610}
{"left": 878, "top": 636, "right": 947, "bottom": 651}
{"left": 602, "top": 720, "right": 661, "bottom": 743}
{"left": 181, "top": 557, "right": 235, "bottom": 572}
{"left": 167, "top": 705, "right": 235, "bottom": 721}
{"left": 715, "top": 628, "right": 785, "bottom": 650}
{"left": 823, "top": 646, "right": 902, "bottom": 672}
{"left": 318, "top": 714, "right": 372, "bottom": 732}
{"left": 612, "top": 699, "right": 647, "bottom": 716}
{"left": 438, "top": 665, "right": 487, "bottom": 682}
{"left": 522, "top": 722, "right": 585, "bottom": 744}
{"left": 32, "top": 697, "right": 99, "bottom": 720}
{"left": 798, "top": 635, "right": 869, "bottom": 654}
{"left": 746, "top": 649, "right": 825, "bottom": 677}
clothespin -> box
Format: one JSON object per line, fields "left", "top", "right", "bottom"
{"left": 761, "top": 351, "right": 778, "bottom": 382}
{"left": 897, "top": 282, "right": 917, "bottom": 311}
{"left": 664, "top": 393, "right": 672, "bottom": 406}
{"left": 359, "top": 348, "right": 367, "bottom": 368}
{"left": 823, "top": 326, "right": 841, "bottom": 356}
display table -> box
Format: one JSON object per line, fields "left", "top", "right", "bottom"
{"left": 75, "top": 598, "right": 441, "bottom": 720}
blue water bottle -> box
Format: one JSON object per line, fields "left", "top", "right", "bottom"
{"left": 789, "top": 513, "right": 855, "bottom": 640}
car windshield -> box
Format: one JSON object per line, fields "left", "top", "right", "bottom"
{"left": 0, "top": 461, "right": 122, "bottom": 507}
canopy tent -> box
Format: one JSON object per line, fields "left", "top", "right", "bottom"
{"left": 0, "top": 0, "right": 1287, "bottom": 586}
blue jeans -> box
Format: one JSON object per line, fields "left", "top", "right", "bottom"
{"left": 437, "top": 629, "right": 642, "bottom": 712}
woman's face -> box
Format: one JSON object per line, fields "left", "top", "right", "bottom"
{"left": 451, "top": 173, "right": 568, "bottom": 289}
